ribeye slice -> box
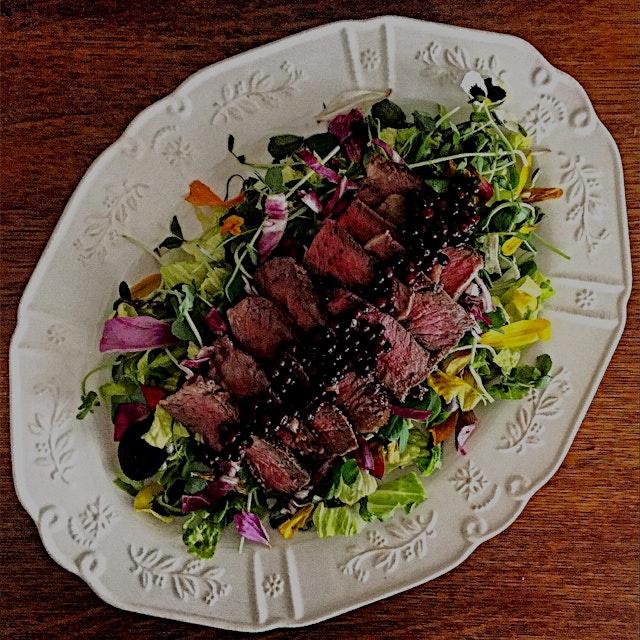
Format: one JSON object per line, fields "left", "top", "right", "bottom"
{"left": 403, "top": 288, "right": 476, "bottom": 352}
{"left": 376, "top": 193, "right": 407, "bottom": 226}
{"left": 245, "top": 436, "right": 310, "bottom": 495}
{"left": 357, "top": 156, "right": 423, "bottom": 209}
{"left": 327, "top": 289, "right": 434, "bottom": 400}
{"left": 364, "top": 231, "right": 405, "bottom": 261}
{"left": 206, "top": 336, "right": 270, "bottom": 399}
{"left": 254, "top": 257, "right": 325, "bottom": 332}
{"left": 303, "top": 219, "right": 376, "bottom": 289}
{"left": 336, "top": 198, "right": 397, "bottom": 244}
{"left": 431, "top": 245, "right": 483, "bottom": 301}
{"left": 275, "top": 417, "right": 326, "bottom": 457}
{"left": 159, "top": 375, "right": 239, "bottom": 451}
{"left": 309, "top": 403, "right": 358, "bottom": 456}
{"left": 227, "top": 295, "right": 296, "bottom": 361}
{"left": 335, "top": 372, "right": 390, "bottom": 434}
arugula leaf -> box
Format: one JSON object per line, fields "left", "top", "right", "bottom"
{"left": 76, "top": 390, "right": 100, "bottom": 420}
{"left": 268, "top": 134, "right": 304, "bottom": 159}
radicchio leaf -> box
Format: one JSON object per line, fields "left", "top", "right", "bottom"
{"left": 328, "top": 109, "right": 366, "bottom": 162}
{"left": 322, "top": 175, "right": 356, "bottom": 219}
{"left": 181, "top": 474, "right": 238, "bottom": 513}
{"left": 354, "top": 435, "right": 374, "bottom": 472}
{"left": 258, "top": 193, "right": 288, "bottom": 263}
{"left": 99, "top": 316, "right": 179, "bottom": 353}
{"left": 370, "top": 138, "right": 406, "bottom": 165}
{"left": 113, "top": 402, "right": 149, "bottom": 441}
{"left": 296, "top": 149, "right": 357, "bottom": 188}
{"left": 455, "top": 410, "right": 478, "bottom": 456}
{"left": 234, "top": 510, "right": 271, "bottom": 547}
{"left": 390, "top": 405, "right": 433, "bottom": 421}
{"left": 298, "top": 189, "right": 323, "bottom": 214}
{"left": 204, "top": 306, "right": 228, "bottom": 335}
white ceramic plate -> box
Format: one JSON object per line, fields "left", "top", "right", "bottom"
{"left": 10, "top": 16, "right": 631, "bottom": 632}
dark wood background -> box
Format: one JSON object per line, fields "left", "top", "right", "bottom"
{"left": 2, "top": 2, "right": 638, "bottom": 638}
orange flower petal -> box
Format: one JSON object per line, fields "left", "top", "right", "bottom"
{"left": 130, "top": 273, "right": 162, "bottom": 299}
{"left": 185, "top": 180, "right": 244, "bottom": 207}
{"left": 220, "top": 215, "right": 244, "bottom": 236}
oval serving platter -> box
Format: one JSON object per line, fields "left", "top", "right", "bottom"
{"left": 10, "top": 16, "right": 631, "bottom": 632}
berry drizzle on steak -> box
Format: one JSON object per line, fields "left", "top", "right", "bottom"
{"left": 160, "top": 158, "right": 484, "bottom": 496}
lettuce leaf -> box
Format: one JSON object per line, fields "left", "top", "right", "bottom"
{"left": 334, "top": 469, "right": 378, "bottom": 506}
{"left": 312, "top": 503, "right": 367, "bottom": 538}
{"left": 366, "top": 472, "right": 427, "bottom": 522}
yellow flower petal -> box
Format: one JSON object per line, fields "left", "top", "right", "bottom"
{"left": 479, "top": 318, "right": 551, "bottom": 349}
{"left": 133, "top": 483, "right": 174, "bottom": 523}
{"left": 278, "top": 503, "right": 315, "bottom": 540}
{"left": 515, "top": 152, "right": 533, "bottom": 196}
{"left": 444, "top": 352, "right": 472, "bottom": 376}
{"left": 502, "top": 236, "right": 524, "bottom": 256}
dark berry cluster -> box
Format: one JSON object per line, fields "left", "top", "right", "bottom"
{"left": 398, "top": 175, "right": 482, "bottom": 282}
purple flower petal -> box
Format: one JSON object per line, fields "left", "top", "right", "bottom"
{"left": 99, "top": 316, "right": 179, "bottom": 353}
{"left": 391, "top": 405, "right": 433, "bottom": 420}
{"left": 235, "top": 510, "right": 271, "bottom": 547}
{"left": 204, "top": 306, "right": 228, "bottom": 336}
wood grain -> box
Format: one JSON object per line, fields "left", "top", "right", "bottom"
{"left": 1, "top": 2, "right": 638, "bottom": 638}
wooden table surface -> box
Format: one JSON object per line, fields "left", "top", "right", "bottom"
{"left": 2, "top": 2, "right": 638, "bottom": 638}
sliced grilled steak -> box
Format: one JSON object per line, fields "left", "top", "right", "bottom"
{"left": 335, "top": 371, "right": 390, "bottom": 434}
{"left": 376, "top": 193, "right": 407, "bottom": 226}
{"left": 254, "top": 257, "right": 325, "bottom": 332}
{"left": 431, "top": 245, "right": 483, "bottom": 300}
{"left": 159, "top": 375, "right": 239, "bottom": 451}
{"left": 309, "top": 403, "right": 358, "bottom": 456}
{"left": 364, "top": 231, "right": 405, "bottom": 261}
{"left": 357, "top": 156, "right": 423, "bottom": 209}
{"left": 403, "top": 288, "right": 476, "bottom": 352}
{"left": 207, "top": 336, "right": 270, "bottom": 398}
{"left": 274, "top": 417, "right": 326, "bottom": 457}
{"left": 303, "top": 219, "right": 376, "bottom": 289}
{"left": 245, "top": 436, "right": 310, "bottom": 494}
{"left": 336, "top": 198, "right": 397, "bottom": 244}
{"left": 328, "top": 289, "right": 434, "bottom": 400}
{"left": 227, "top": 295, "right": 296, "bottom": 361}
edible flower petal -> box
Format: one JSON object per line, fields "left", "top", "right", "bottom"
{"left": 134, "top": 482, "right": 174, "bottom": 523}
{"left": 130, "top": 273, "right": 162, "bottom": 299}
{"left": 479, "top": 318, "right": 551, "bottom": 349}
{"left": 220, "top": 214, "right": 244, "bottom": 237}
{"left": 277, "top": 503, "right": 315, "bottom": 540}
{"left": 186, "top": 180, "right": 244, "bottom": 207}
{"left": 234, "top": 510, "right": 271, "bottom": 547}
{"left": 99, "top": 316, "right": 179, "bottom": 353}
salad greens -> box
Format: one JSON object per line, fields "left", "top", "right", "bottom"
{"left": 78, "top": 75, "right": 564, "bottom": 559}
